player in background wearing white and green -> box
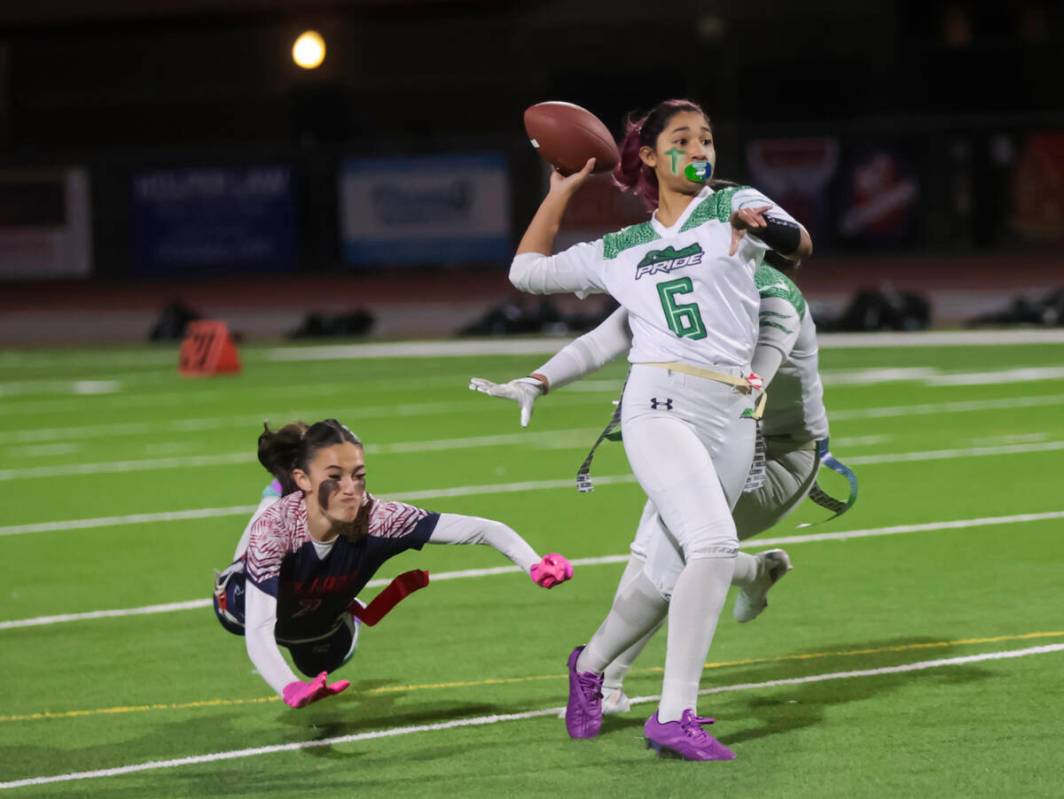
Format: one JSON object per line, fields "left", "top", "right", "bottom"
{"left": 507, "top": 98, "right": 812, "bottom": 760}
{"left": 473, "top": 259, "right": 858, "bottom": 715}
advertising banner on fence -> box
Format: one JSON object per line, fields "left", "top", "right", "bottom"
{"left": 1012, "top": 131, "right": 1064, "bottom": 242}
{"left": 132, "top": 165, "right": 297, "bottom": 274}
{"left": 836, "top": 146, "right": 920, "bottom": 246}
{"left": 338, "top": 153, "right": 510, "bottom": 265}
{"left": 0, "top": 167, "right": 92, "bottom": 279}
{"left": 745, "top": 138, "right": 838, "bottom": 239}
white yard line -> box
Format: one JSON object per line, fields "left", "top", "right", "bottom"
{"left": 0, "top": 402, "right": 494, "bottom": 444}
{"left": 3, "top": 435, "right": 1062, "bottom": 532}
{"left": 0, "top": 475, "right": 638, "bottom": 537}
{"left": 3, "top": 433, "right": 1064, "bottom": 531}
{"left": 4, "top": 431, "right": 1064, "bottom": 484}
{"left": 0, "top": 428, "right": 600, "bottom": 481}
{"left": 0, "top": 397, "right": 614, "bottom": 445}
{"left": 751, "top": 510, "right": 1064, "bottom": 548}
{"left": 817, "top": 330, "right": 1064, "bottom": 347}
{"left": 0, "top": 452, "right": 256, "bottom": 481}
{"left": 927, "top": 366, "right": 1064, "bottom": 386}
{"left": 264, "top": 339, "right": 569, "bottom": 361}
{"left": 820, "top": 367, "right": 940, "bottom": 385}
{"left": 843, "top": 439, "right": 1064, "bottom": 465}
{"left": 819, "top": 365, "right": 1064, "bottom": 388}
{"left": 1, "top": 642, "right": 1060, "bottom": 791}
{"left": 6, "top": 390, "right": 1062, "bottom": 446}
{"left": 3, "top": 510, "right": 1060, "bottom": 631}
{"left": 0, "top": 374, "right": 541, "bottom": 418}
{"left": 0, "top": 380, "right": 124, "bottom": 398}
{"left": 0, "top": 330, "right": 1060, "bottom": 375}
{"left": 261, "top": 331, "right": 1064, "bottom": 362}
{"left": 828, "top": 393, "right": 1064, "bottom": 421}
{"left": 0, "top": 505, "right": 261, "bottom": 538}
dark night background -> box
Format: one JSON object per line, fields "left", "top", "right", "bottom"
{"left": 1, "top": 0, "right": 1062, "bottom": 340}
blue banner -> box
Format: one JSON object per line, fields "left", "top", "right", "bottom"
{"left": 132, "top": 166, "right": 297, "bottom": 274}
{"left": 339, "top": 154, "right": 510, "bottom": 265}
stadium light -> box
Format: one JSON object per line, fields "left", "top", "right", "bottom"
{"left": 292, "top": 30, "right": 326, "bottom": 70}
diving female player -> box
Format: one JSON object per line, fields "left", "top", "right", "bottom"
{"left": 213, "top": 418, "right": 572, "bottom": 708}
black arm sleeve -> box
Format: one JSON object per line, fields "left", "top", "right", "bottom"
{"left": 752, "top": 216, "right": 802, "bottom": 256}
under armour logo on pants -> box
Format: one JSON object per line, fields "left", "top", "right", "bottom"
{"left": 650, "top": 397, "right": 673, "bottom": 410}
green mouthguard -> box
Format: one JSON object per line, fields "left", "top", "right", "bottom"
{"left": 684, "top": 162, "right": 712, "bottom": 183}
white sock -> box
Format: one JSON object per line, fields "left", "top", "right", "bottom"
{"left": 577, "top": 568, "right": 668, "bottom": 675}
{"left": 602, "top": 553, "right": 758, "bottom": 691}
{"left": 658, "top": 557, "right": 734, "bottom": 723}
{"left": 602, "top": 620, "right": 663, "bottom": 693}
{"left": 730, "top": 552, "right": 760, "bottom": 588}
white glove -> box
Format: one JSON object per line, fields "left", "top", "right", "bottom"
{"left": 469, "top": 377, "right": 545, "bottom": 428}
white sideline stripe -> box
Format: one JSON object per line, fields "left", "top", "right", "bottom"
{"left": 0, "top": 428, "right": 600, "bottom": 481}
{"left": 927, "top": 366, "right": 1064, "bottom": 386}
{"left": 820, "top": 367, "right": 939, "bottom": 385}
{"left": 265, "top": 339, "right": 568, "bottom": 361}
{"left": 0, "top": 396, "right": 615, "bottom": 445}
{"left": 0, "top": 452, "right": 256, "bottom": 481}
{"left": 4, "top": 510, "right": 1061, "bottom": 631}
{"left": 6, "top": 391, "right": 1062, "bottom": 447}
{"left": 0, "top": 401, "right": 496, "bottom": 444}
{"left": 257, "top": 330, "right": 1064, "bottom": 363}
{"left": 819, "top": 365, "right": 1064, "bottom": 388}
{"left": 5, "top": 428, "right": 1064, "bottom": 487}
{"left": 751, "top": 510, "right": 1064, "bottom": 548}
{"left": 0, "top": 329, "right": 1060, "bottom": 374}
{"left": 4, "top": 431, "right": 1064, "bottom": 535}
{"left": 3, "top": 433, "right": 1063, "bottom": 536}
{"left": 844, "top": 439, "right": 1064, "bottom": 465}
{"left": 0, "top": 505, "right": 261, "bottom": 537}
{"left": 0, "top": 380, "right": 123, "bottom": 399}
{"left": 0, "top": 600, "right": 216, "bottom": 628}
{"left": 0, "top": 557, "right": 635, "bottom": 631}
{"left": 829, "top": 393, "right": 1064, "bottom": 420}
{"left": 2, "top": 643, "right": 1061, "bottom": 791}
{"left": 0, "top": 475, "right": 639, "bottom": 537}
{"left": 0, "top": 373, "right": 564, "bottom": 418}
{"left": 817, "top": 330, "right": 1064, "bottom": 347}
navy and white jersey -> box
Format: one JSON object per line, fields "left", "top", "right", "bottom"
{"left": 244, "top": 492, "right": 439, "bottom": 640}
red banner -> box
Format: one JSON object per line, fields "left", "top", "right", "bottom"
{"left": 1012, "top": 132, "right": 1064, "bottom": 242}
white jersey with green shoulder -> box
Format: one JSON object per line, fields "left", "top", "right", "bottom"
{"left": 511, "top": 184, "right": 798, "bottom": 369}
{"left": 755, "top": 264, "right": 829, "bottom": 440}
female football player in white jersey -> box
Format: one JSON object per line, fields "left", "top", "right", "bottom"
{"left": 473, "top": 259, "right": 859, "bottom": 714}
{"left": 508, "top": 98, "right": 811, "bottom": 760}
{"left": 213, "top": 418, "right": 572, "bottom": 709}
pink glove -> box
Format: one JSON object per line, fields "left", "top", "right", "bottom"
{"left": 283, "top": 671, "right": 350, "bottom": 709}
{"left": 530, "top": 553, "right": 573, "bottom": 589}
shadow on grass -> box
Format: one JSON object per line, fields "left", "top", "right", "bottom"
{"left": 600, "top": 635, "right": 995, "bottom": 746}
{"left": 271, "top": 678, "right": 508, "bottom": 760}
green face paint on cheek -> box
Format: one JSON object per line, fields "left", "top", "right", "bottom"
{"left": 665, "top": 147, "right": 685, "bottom": 175}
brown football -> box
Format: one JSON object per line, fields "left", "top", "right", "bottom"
{"left": 523, "top": 101, "right": 620, "bottom": 176}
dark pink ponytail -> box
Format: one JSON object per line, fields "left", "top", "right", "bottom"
{"left": 612, "top": 99, "right": 709, "bottom": 213}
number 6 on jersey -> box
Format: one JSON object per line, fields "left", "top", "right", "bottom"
{"left": 657, "top": 277, "right": 707, "bottom": 340}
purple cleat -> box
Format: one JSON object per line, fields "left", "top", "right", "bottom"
{"left": 644, "top": 709, "right": 736, "bottom": 761}
{"left": 565, "top": 646, "right": 604, "bottom": 739}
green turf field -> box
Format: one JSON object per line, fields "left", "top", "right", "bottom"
{"left": 1, "top": 335, "right": 1063, "bottom": 798}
